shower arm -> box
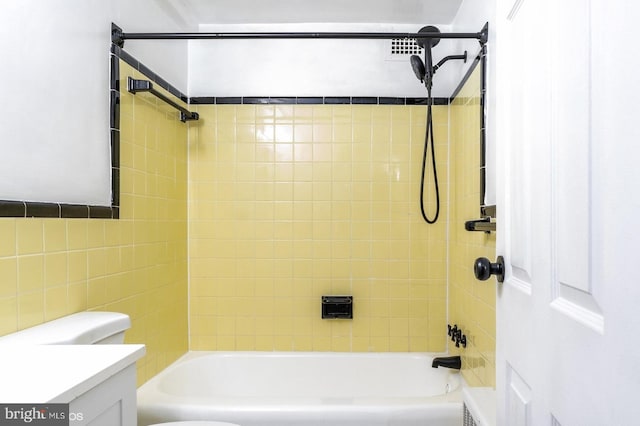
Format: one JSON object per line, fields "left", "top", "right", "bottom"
{"left": 433, "top": 52, "right": 468, "bottom": 72}
{"left": 423, "top": 51, "right": 468, "bottom": 90}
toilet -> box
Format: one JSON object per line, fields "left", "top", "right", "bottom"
{"left": 0, "top": 311, "right": 131, "bottom": 344}
{"left": 0, "top": 312, "right": 240, "bottom": 426}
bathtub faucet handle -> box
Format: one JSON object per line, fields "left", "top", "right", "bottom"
{"left": 455, "top": 333, "right": 467, "bottom": 348}
{"left": 449, "top": 324, "right": 458, "bottom": 341}
{"left": 447, "top": 324, "right": 466, "bottom": 348}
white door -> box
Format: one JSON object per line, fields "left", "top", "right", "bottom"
{"left": 495, "top": 0, "right": 640, "bottom": 424}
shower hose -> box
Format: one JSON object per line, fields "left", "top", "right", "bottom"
{"left": 419, "top": 87, "right": 440, "bottom": 224}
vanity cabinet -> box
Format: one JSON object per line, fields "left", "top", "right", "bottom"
{"left": 0, "top": 345, "right": 145, "bottom": 426}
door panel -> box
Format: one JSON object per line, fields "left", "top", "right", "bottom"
{"left": 550, "top": 0, "right": 604, "bottom": 334}
{"left": 506, "top": 364, "right": 532, "bottom": 426}
{"left": 496, "top": 0, "right": 640, "bottom": 424}
{"left": 501, "top": 0, "right": 536, "bottom": 294}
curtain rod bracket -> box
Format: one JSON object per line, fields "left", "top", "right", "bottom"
{"left": 479, "top": 22, "right": 489, "bottom": 45}
{"left": 112, "top": 23, "right": 125, "bottom": 48}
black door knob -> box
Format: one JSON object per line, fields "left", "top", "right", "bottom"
{"left": 474, "top": 256, "right": 505, "bottom": 283}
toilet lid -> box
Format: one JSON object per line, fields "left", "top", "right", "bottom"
{"left": 148, "top": 422, "right": 240, "bottom": 426}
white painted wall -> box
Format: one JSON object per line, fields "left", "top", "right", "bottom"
{"left": 451, "top": 0, "right": 497, "bottom": 209}
{"left": 0, "top": 0, "right": 192, "bottom": 205}
{"left": 188, "top": 22, "right": 481, "bottom": 98}
{"left": 172, "top": 0, "right": 464, "bottom": 25}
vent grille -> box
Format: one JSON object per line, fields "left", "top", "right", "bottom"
{"left": 390, "top": 38, "right": 423, "bottom": 56}
{"left": 464, "top": 403, "right": 479, "bottom": 426}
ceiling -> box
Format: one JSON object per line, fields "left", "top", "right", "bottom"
{"left": 165, "top": 0, "right": 464, "bottom": 26}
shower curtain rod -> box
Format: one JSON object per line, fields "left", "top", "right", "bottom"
{"left": 111, "top": 24, "right": 488, "bottom": 47}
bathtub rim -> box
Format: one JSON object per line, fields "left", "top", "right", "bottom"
{"left": 137, "top": 351, "right": 463, "bottom": 426}
{"left": 137, "top": 350, "right": 463, "bottom": 402}
{"left": 139, "top": 350, "right": 462, "bottom": 393}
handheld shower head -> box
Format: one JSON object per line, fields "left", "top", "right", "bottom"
{"left": 410, "top": 26, "right": 441, "bottom": 89}
{"left": 410, "top": 55, "right": 426, "bottom": 83}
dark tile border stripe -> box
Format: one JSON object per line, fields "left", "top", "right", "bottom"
{"left": 60, "top": 204, "right": 89, "bottom": 219}
{"left": 448, "top": 46, "right": 495, "bottom": 219}
{"left": 89, "top": 206, "right": 115, "bottom": 219}
{"left": 112, "top": 45, "right": 189, "bottom": 103}
{"left": 188, "top": 96, "right": 450, "bottom": 105}
{"left": 0, "top": 201, "right": 26, "bottom": 218}
{"left": 352, "top": 97, "right": 378, "bottom": 105}
{"left": 478, "top": 44, "right": 495, "bottom": 218}
{"left": 189, "top": 96, "right": 215, "bottom": 105}
{"left": 26, "top": 203, "right": 60, "bottom": 218}
{"left": 295, "top": 97, "right": 323, "bottom": 104}
{"left": 379, "top": 97, "right": 405, "bottom": 105}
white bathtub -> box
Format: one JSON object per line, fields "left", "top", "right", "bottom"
{"left": 137, "top": 352, "right": 462, "bottom": 426}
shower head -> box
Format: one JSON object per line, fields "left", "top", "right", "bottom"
{"left": 410, "top": 55, "right": 426, "bottom": 83}
{"left": 415, "top": 25, "right": 441, "bottom": 49}
{"left": 410, "top": 26, "right": 441, "bottom": 89}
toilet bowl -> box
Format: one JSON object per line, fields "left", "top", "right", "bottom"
{"left": 148, "top": 423, "right": 240, "bottom": 426}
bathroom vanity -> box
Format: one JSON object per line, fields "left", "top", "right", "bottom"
{"left": 0, "top": 345, "right": 145, "bottom": 426}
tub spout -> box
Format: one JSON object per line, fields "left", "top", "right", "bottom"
{"left": 431, "top": 356, "right": 461, "bottom": 369}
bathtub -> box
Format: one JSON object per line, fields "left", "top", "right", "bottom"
{"left": 137, "top": 352, "right": 462, "bottom": 426}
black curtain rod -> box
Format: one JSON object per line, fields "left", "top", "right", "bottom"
{"left": 121, "top": 31, "right": 484, "bottom": 40}
{"left": 112, "top": 24, "right": 488, "bottom": 47}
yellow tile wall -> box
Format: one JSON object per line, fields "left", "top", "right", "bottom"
{"left": 448, "top": 66, "right": 496, "bottom": 387}
{"left": 0, "top": 57, "right": 493, "bottom": 384}
{"left": 0, "top": 60, "right": 189, "bottom": 386}
{"left": 188, "top": 103, "right": 449, "bottom": 352}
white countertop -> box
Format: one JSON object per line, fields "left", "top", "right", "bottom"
{"left": 0, "top": 344, "right": 145, "bottom": 403}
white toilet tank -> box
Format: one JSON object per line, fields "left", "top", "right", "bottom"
{"left": 0, "top": 311, "right": 131, "bottom": 344}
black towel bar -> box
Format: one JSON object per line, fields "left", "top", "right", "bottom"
{"left": 127, "top": 77, "right": 199, "bottom": 122}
